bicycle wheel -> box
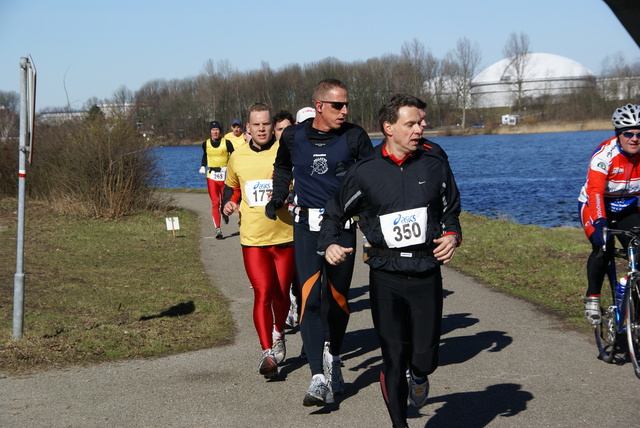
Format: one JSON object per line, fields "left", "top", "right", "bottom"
{"left": 595, "top": 283, "right": 617, "bottom": 363}
{"left": 625, "top": 280, "right": 640, "bottom": 379}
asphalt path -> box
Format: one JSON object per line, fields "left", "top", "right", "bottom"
{"left": 2, "top": 192, "right": 639, "bottom": 427}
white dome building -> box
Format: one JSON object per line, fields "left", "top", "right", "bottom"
{"left": 471, "top": 53, "right": 596, "bottom": 108}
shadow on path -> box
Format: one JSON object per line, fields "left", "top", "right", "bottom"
{"left": 418, "top": 383, "right": 534, "bottom": 427}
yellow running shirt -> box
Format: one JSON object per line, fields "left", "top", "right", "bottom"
{"left": 225, "top": 140, "right": 293, "bottom": 247}
{"left": 224, "top": 132, "right": 247, "bottom": 150}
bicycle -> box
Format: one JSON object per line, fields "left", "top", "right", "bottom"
{"left": 594, "top": 226, "right": 640, "bottom": 379}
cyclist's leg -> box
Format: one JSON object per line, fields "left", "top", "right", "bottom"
{"left": 586, "top": 242, "right": 614, "bottom": 296}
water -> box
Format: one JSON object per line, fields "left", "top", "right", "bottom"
{"left": 154, "top": 130, "right": 614, "bottom": 228}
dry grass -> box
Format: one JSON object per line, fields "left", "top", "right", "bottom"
{"left": 449, "top": 212, "right": 592, "bottom": 331}
{"left": 0, "top": 197, "right": 234, "bottom": 374}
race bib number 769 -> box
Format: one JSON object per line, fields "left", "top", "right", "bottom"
{"left": 379, "top": 207, "right": 428, "bottom": 248}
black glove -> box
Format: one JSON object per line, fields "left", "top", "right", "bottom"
{"left": 264, "top": 199, "right": 284, "bottom": 220}
{"left": 591, "top": 218, "right": 609, "bottom": 247}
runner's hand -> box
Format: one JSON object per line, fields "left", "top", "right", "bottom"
{"left": 433, "top": 234, "right": 457, "bottom": 264}
{"left": 223, "top": 201, "right": 238, "bottom": 216}
{"left": 199, "top": 166, "right": 206, "bottom": 175}
{"left": 324, "top": 244, "right": 354, "bottom": 266}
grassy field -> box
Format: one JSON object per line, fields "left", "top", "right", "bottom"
{"left": 449, "top": 212, "right": 591, "bottom": 331}
{"left": 0, "top": 196, "right": 233, "bottom": 373}
{"left": 0, "top": 196, "right": 593, "bottom": 374}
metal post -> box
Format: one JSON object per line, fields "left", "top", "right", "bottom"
{"left": 13, "top": 57, "right": 29, "bottom": 340}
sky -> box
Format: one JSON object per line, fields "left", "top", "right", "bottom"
{"left": 1, "top": 0, "right": 639, "bottom": 112}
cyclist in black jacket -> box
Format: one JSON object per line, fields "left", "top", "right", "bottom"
{"left": 318, "top": 94, "right": 461, "bottom": 428}
{"left": 265, "top": 79, "right": 373, "bottom": 407}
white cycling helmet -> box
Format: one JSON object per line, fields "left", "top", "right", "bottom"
{"left": 612, "top": 103, "right": 640, "bottom": 129}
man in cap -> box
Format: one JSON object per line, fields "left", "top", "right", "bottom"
{"left": 296, "top": 106, "right": 316, "bottom": 124}
{"left": 224, "top": 118, "right": 247, "bottom": 150}
{"left": 200, "top": 120, "right": 235, "bottom": 238}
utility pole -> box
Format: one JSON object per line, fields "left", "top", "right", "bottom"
{"left": 13, "top": 56, "right": 36, "bottom": 340}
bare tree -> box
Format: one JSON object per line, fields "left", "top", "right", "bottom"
{"left": 502, "top": 32, "right": 531, "bottom": 112}
{"left": 446, "top": 37, "right": 482, "bottom": 127}
{"left": 0, "top": 90, "right": 20, "bottom": 141}
{"left": 600, "top": 52, "right": 640, "bottom": 101}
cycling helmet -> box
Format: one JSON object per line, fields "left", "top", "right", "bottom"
{"left": 612, "top": 103, "right": 640, "bottom": 129}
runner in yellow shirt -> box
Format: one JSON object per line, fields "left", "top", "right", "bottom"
{"left": 223, "top": 103, "right": 294, "bottom": 379}
{"left": 224, "top": 118, "right": 247, "bottom": 150}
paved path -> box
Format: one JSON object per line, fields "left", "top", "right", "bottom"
{"left": 2, "top": 193, "right": 639, "bottom": 427}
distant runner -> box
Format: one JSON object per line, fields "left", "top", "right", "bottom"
{"left": 200, "top": 120, "right": 234, "bottom": 239}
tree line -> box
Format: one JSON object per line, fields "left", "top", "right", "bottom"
{"left": 2, "top": 34, "right": 640, "bottom": 143}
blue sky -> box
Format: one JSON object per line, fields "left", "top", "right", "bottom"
{"left": 1, "top": 0, "right": 638, "bottom": 111}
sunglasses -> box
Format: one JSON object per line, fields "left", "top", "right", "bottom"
{"left": 622, "top": 131, "right": 640, "bottom": 139}
{"left": 320, "top": 101, "right": 349, "bottom": 110}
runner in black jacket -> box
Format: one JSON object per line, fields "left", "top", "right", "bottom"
{"left": 317, "top": 94, "right": 461, "bottom": 428}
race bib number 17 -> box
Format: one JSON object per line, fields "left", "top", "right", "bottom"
{"left": 379, "top": 207, "right": 428, "bottom": 248}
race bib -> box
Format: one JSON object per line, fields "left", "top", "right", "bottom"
{"left": 379, "top": 207, "right": 428, "bottom": 248}
{"left": 244, "top": 179, "right": 273, "bottom": 207}
{"left": 209, "top": 167, "right": 226, "bottom": 181}
{"left": 308, "top": 208, "right": 324, "bottom": 232}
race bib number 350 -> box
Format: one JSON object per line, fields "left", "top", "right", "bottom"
{"left": 379, "top": 207, "right": 428, "bottom": 248}
{"left": 244, "top": 179, "right": 273, "bottom": 207}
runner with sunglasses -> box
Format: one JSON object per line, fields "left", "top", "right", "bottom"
{"left": 265, "top": 78, "right": 374, "bottom": 406}
{"left": 579, "top": 103, "right": 640, "bottom": 324}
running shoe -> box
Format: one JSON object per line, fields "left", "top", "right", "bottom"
{"left": 285, "top": 312, "right": 295, "bottom": 329}
{"left": 323, "top": 342, "right": 345, "bottom": 395}
{"left": 222, "top": 214, "right": 229, "bottom": 225}
{"left": 584, "top": 295, "right": 601, "bottom": 325}
{"left": 258, "top": 349, "right": 278, "bottom": 379}
{"left": 285, "top": 306, "right": 298, "bottom": 328}
{"left": 408, "top": 371, "right": 429, "bottom": 408}
{"left": 272, "top": 337, "right": 286, "bottom": 364}
{"left": 215, "top": 228, "right": 223, "bottom": 239}
{"left": 302, "top": 376, "right": 332, "bottom": 406}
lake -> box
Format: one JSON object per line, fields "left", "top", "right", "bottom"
{"left": 153, "top": 129, "right": 614, "bottom": 228}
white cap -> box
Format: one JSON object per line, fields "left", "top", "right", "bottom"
{"left": 296, "top": 107, "right": 315, "bottom": 123}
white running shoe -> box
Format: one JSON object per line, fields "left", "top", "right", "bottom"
{"left": 272, "top": 337, "right": 286, "bottom": 364}
{"left": 323, "top": 342, "right": 345, "bottom": 395}
{"left": 215, "top": 228, "right": 223, "bottom": 239}
{"left": 408, "top": 371, "right": 429, "bottom": 408}
{"left": 285, "top": 291, "right": 298, "bottom": 328}
{"left": 302, "top": 376, "right": 331, "bottom": 407}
